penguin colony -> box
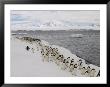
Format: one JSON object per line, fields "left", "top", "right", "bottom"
{"left": 16, "top": 36, "right": 100, "bottom": 77}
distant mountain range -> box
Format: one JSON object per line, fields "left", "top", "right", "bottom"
{"left": 11, "top": 20, "right": 100, "bottom": 30}
{"left": 11, "top": 11, "right": 100, "bottom": 30}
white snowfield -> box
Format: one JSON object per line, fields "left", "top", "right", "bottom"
{"left": 11, "top": 36, "right": 100, "bottom": 77}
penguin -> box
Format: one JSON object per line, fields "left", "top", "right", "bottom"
{"left": 61, "top": 59, "right": 67, "bottom": 70}
{"left": 80, "top": 67, "right": 86, "bottom": 76}
{"left": 71, "top": 63, "right": 78, "bottom": 76}
{"left": 50, "top": 48, "right": 59, "bottom": 62}
{"left": 56, "top": 55, "right": 64, "bottom": 65}
{"left": 31, "top": 48, "right": 35, "bottom": 53}
{"left": 26, "top": 46, "right": 30, "bottom": 51}
{"left": 96, "top": 70, "right": 100, "bottom": 77}
{"left": 85, "top": 66, "right": 91, "bottom": 77}
{"left": 69, "top": 59, "right": 75, "bottom": 72}
{"left": 41, "top": 45, "right": 50, "bottom": 62}
{"left": 90, "top": 68, "right": 96, "bottom": 77}
{"left": 65, "top": 57, "right": 71, "bottom": 68}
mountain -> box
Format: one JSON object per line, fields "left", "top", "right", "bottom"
{"left": 11, "top": 20, "right": 100, "bottom": 30}
{"left": 40, "top": 20, "right": 64, "bottom": 28}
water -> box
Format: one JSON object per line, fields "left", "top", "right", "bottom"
{"left": 11, "top": 29, "right": 100, "bottom": 66}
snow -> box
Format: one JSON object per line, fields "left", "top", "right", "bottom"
{"left": 11, "top": 37, "right": 100, "bottom": 77}
{"left": 11, "top": 11, "right": 100, "bottom": 30}
{"left": 11, "top": 37, "right": 74, "bottom": 77}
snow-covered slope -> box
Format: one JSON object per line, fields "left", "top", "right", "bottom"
{"left": 11, "top": 37, "right": 100, "bottom": 77}
{"left": 11, "top": 37, "right": 75, "bottom": 77}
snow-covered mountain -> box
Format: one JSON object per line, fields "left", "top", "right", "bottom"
{"left": 40, "top": 20, "right": 63, "bottom": 28}
{"left": 11, "top": 10, "right": 100, "bottom": 30}
{"left": 11, "top": 20, "right": 100, "bottom": 30}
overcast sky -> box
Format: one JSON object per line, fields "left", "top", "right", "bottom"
{"left": 11, "top": 10, "right": 100, "bottom": 30}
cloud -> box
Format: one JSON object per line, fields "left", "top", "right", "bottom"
{"left": 11, "top": 10, "right": 100, "bottom": 30}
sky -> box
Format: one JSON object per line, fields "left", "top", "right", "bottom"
{"left": 10, "top": 10, "right": 100, "bottom": 30}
